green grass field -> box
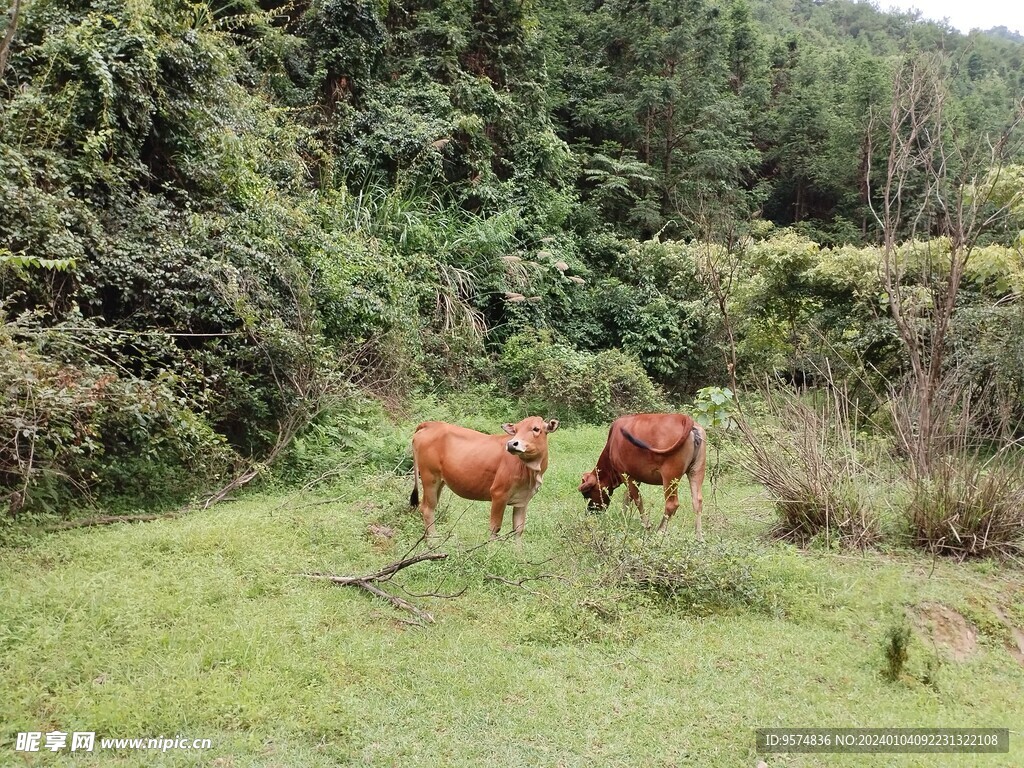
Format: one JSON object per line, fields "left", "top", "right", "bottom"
{"left": 2, "top": 423, "right": 1022, "bottom": 767}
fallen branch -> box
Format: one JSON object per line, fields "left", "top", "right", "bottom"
{"left": 304, "top": 552, "right": 448, "bottom": 584}
{"left": 301, "top": 552, "right": 449, "bottom": 624}
{"left": 354, "top": 581, "right": 436, "bottom": 624}
{"left": 45, "top": 512, "right": 182, "bottom": 531}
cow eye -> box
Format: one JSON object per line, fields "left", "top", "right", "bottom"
{"left": 533, "top": 426, "right": 540, "bottom": 433}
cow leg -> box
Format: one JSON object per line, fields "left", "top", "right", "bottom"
{"left": 489, "top": 495, "right": 508, "bottom": 539}
{"left": 512, "top": 505, "right": 527, "bottom": 539}
{"left": 626, "top": 479, "right": 648, "bottom": 528}
{"left": 418, "top": 472, "right": 444, "bottom": 539}
{"left": 689, "top": 465, "right": 705, "bottom": 541}
{"left": 657, "top": 477, "right": 681, "bottom": 534}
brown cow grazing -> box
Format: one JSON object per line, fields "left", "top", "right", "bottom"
{"left": 579, "top": 413, "right": 707, "bottom": 537}
{"left": 410, "top": 417, "right": 559, "bottom": 539}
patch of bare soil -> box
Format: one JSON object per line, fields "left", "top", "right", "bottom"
{"left": 992, "top": 605, "right": 1024, "bottom": 667}
{"left": 908, "top": 602, "right": 978, "bottom": 662}
{"left": 367, "top": 522, "right": 397, "bottom": 551}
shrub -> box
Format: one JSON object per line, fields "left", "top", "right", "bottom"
{"left": 577, "top": 521, "right": 782, "bottom": 616}
{"left": 882, "top": 620, "right": 912, "bottom": 682}
{"left": 612, "top": 541, "right": 775, "bottom": 615}
{"left": 740, "top": 388, "right": 882, "bottom": 548}
{"left": 1, "top": 320, "right": 237, "bottom": 517}
{"left": 498, "top": 330, "right": 663, "bottom": 423}
{"left": 905, "top": 456, "right": 1024, "bottom": 559}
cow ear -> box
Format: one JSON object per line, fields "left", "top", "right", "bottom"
{"left": 501, "top": 423, "right": 516, "bottom": 435}
{"left": 546, "top": 419, "right": 560, "bottom": 433}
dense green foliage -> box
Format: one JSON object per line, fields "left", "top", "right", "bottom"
{"left": 2, "top": 0, "right": 1023, "bottom": 514}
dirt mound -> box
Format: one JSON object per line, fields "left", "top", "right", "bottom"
{"left": 908, "top": 602, "right": 978, "bottom": 662}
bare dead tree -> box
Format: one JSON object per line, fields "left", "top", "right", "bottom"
{"left": 690, "top": 197, "right": 747, "bottom": 394}
{"left": 0, "top": 0, "right": 21, "bottom": 78}
{"left": 866, "top": 52, "right": 1024, "bottom": 476}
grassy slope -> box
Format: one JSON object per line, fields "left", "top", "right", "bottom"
{"left": 1, "top": 424, "right": 1022, "bottom": 767}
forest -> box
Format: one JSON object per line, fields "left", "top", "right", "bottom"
{"left": 2, "top": 0, "right": 1024, "bottom": 538}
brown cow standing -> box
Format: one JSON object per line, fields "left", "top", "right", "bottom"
{"left": 410, "top": 416, "right": 559, "bottom": 539}
{"left": 579, "top": 413, "right": 707, "bottom": 537}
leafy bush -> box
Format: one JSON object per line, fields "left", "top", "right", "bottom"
{"left": 498, "top": 330, "right": 664, "bottom": 423}
{"left": 577, "top": 521, "right": 783, "bottom": 615}
{"left": 1, "top": 318, "right": 237, "bottom": 517}
{"left": 691, "top": 386, "right": 738, "bottom": 428}
{"left": 612, "top": 541, "right": 776, "bottom": 615}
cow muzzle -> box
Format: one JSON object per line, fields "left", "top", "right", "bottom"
{"left": 506, "top": 439, "right": 525, "bottom": 454}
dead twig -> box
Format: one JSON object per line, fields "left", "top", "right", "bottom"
{"left": 287, "top": 495, "right": 348, "bottom": 512}
{"left": 305, "top": 551, "right": 448, "bottom": 584}
{"left": 356, "top": 581, "right": 436, "bottom": 624}
{"left": 484, "top": 573, "right": 563, "bottom": 590}
{"left": 300, "top": 552, "right": 449, "bottom": 624}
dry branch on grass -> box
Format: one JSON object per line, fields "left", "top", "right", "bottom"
{"left": 45, "top": 513, "right": 184, "bottom": 531}
{"left": 301, "top": 552, "right": 449, "bottom": 624}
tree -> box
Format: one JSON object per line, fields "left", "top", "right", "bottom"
{"left": 868, "top": 52, "right": 1024, "bottom": 474}
{"left": 0, "top": 0, "right": 19, "bottom": 77}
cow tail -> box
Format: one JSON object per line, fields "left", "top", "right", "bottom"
{"left": 685, "top": 427, "right": 704, "bottom": 476}
{"left": 621, "top": 426, "right": 692, "bottom": 456}
{"left": 409, "top": 452, "right": 420, "bottom": 507}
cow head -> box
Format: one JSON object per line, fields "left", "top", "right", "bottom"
{"left": 578, "top": 470, "right": 612, "bottom": 510}
{"left": 501, "top": 417, "right": 559, "bottom": 471}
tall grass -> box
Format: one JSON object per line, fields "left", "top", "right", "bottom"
{"left": 906, "top": 455, "right": 1024, "bottom": 559}
{"left": 740, "top": 386, "right": 882, "bottom": 548}
{"left": 889, "top": 378, "right": 1024, "bottom": 559}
